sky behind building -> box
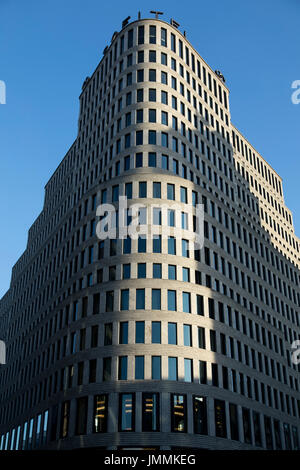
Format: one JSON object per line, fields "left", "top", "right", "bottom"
{"left": 0, "top": 0, "right": 299, "bottom": 297}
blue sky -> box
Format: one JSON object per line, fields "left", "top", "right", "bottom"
{"left": 0, "top": 0, "right": 299, "bottom": 298}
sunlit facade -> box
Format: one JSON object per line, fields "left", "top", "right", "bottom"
{"left": 0, "top": 16, "right": 300, "bottom": 450}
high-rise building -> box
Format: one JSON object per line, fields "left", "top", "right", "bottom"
{"left": 0, "top": 15, "right": 300, "bottom": 451}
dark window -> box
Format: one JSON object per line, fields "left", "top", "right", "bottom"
{"left": 60, "top": 401, "right": 70, "bottom": 438}
{"left": 139, "top": 181, "right": 147, "bottom": 197}
{"left": 229, "top": 403, "right": 239, "bottom": 441}
{"left": 199, "top": 361, "right": 207, "bottom": 384}
{"left": 119, "top": 322, "right": 128, "bottom": 344}
{"left": 135, "top": 321, "right": 145, "bottom": 343}
{"left": 119, "top": 393, "right": 135, "bottom": 431}
{"left": 171, "top": 394, "right": 187, "bottom": 432}
{"left": 152, "top": 356, "right": 161, "bottom": 379}
{"left": 242, "top": 407, "right": 252, "bottom": 444}
{"left": 136, "top": 288, "right": 145, "bottom": 309}
{"left": 106, "top": 291, "right": 114, "bottom": 312}
{"left": 118, "top": 356, "right": 128, "bottom": 380}
{"left": 75, "top": 397, "right": 88, "bottom": 435}
{"left": 149, "top": 25, "right": 156, "bottom": 44}
{"left": 89, "top": 359, "right": 97, "bottom": 383}
{"left": 153, "top": 263, "right": 162, "bottom": 278}
{"left": 193, "top": 396, "right": 207, "bottom": 435}
{"left": 198, "top": 327, "right": 206, "bottom": 349}
{"left": 120, "top": 289, "right": 129, "bottom": 310}
{"left": 104, "top": 323, "right": 112, "bottom": 345}
{"left": 102, "top": 357, "right": 111, "bottom": 381}
{"left": 214, "top": 399, "right": 227, "bottom": 438}
{"left": 152, "top": 322, "right": 161, "bottom": 343}
{"left": 138, "top": 26, "right": 144, "bottom": 45}
{"left": 142, "top": 393, "right": 159, "bottom": 431}
{"left": 253, "top": 411, "right": 262, "bottom": 447}
{"left": 93, "top": 395, "right": 108, "bottom": 433}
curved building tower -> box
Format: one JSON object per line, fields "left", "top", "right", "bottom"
{"left": 0, "top": 15, "right": 300, "bottom": 451}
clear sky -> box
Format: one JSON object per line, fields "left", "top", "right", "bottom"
{"left": 0, "top": 0, "right": 299, "bottom": 298}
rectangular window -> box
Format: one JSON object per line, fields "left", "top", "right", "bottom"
{"left": 183, "top": 324, "right": 192, "bottom": 346}
{"left": 153, "top": 235, "right": 161, "bottom": 253}
{"left": 152, "top": 322, "right": 161, "bottom": 343}
{"left": 137, "top": 262, "right": 146, "bottom": 278}
{"left": 103, "top": 357, "right": 111, "bottom": 381}
{"left": 148, "top": 152, "right": 157, "bottom": 167}
{"left": 182, "top": 239, "right": 189, "bottom": 258}
{"left": 152, "top": 289, "right": 161, "bottom": 310}
{"left": 168, "top": 290, "right": 177, "bottom": 311}
{"left": 119, "top": 393, "right": 135, "bottom": 431}
{"left": 168, "top": 237, "right": 176, "bottom": 255}
{"left": 138, "top": 26, "right": 144, "bottom": 45}
{"left": 168, "top": 322, "right": 177, "bottom": 344}
{"left": 135, "top": 356, "right": 145, "bottom": 379}
{"left": 198, "top": 327, "right": 206, "bottom": 349}
{"left": 161, "top": 71, "right": 167, "bottom": 85}
{"left": 149, "top": 54, "right": 156, "bottom": 66}
{"left": 93, "top": 395, "right": 108, "bottom": 433}
{"left": 167, "top": 183, "right": 175, "bottom": 200}
{"left": 171, "top": 33, "right": 176, "bottom": 52}
{"left": 161, "top": 28, "right": 167, "bottom": 46}
{"left": 153, "top": 181, "right": 161, "bottom": 198}
{"left": 106, "top": 291, "right": 114, "bottom": 312}
{"left": 119, "top": 322, "right": 128, "bottom": 344}
{"left": 138, "top": 235, "right": 146, "bottom": 253}
{"left": 137, "top": 89, "right": 143, "bottom": 102}
{"left": 149, "top": 25, "right": 156, "bottom": 44}
{"left": 184, "top": 358, "right": 193, "bottom": 382}
{"left": 193, "top": 396, "right": 208, "bottom": 434}
{"left": 139, "top": 181, "right": 147, "bottom": 198}
{"left": 149, "top": 88, "right": 156, "bottom": 102}
{"left": 168, "top": 264, "right": 176, "bottom": 280}
{"left": 161, "top": 52, "right": 167, "bottom": 65}
{"left": 168, "top": 357, "right": 178, "bottom": 381}
{"left": 136, "top": 289, "right": 145, "bottom": 309}
{"left": 120, "top": 289, "right": 129, "bottom": 310}
{"left": 75, "top": 397, "right": 88, "bottom": 435}
{"left": 161, "top": 131, "right": 168, "bottom": 146}
{"left": 118, "top": 356, "right": 128, "bottom": 380}
{"left": 197, "top": 295, "right": 204, "bottom": 315}
{"left": 214, "top": 399, "right": 227, "bottom": 438}
{"left": 135, "top": 321, "right": 145, "bottom": 343}
{"left": 104, "top": 323, "right": 113, "bottom": 345}
{"left": 153, "top": 263, "right": 162, "bottom": 278}
{"left": 142, "top": 393, "right": 159, "bottom": 431}
{"left": 243, "top": 408, "right": 252, "bottom": 444}
{"left": 152, "top": 356, "right": 161, "bottom": 379}
{"left": 123, "top": 264, "right": 131, "bottom": 279}
{"left": 89, "top": 359, "right": 97, "bottom": 383}
{"left": 161, "top": 90, "right": 168, "bottom": 104}
{"left": 123, "top": 237, "right": 131, "bottom": 254}
{"left": 253, "top": 411, "right": 262, "bottom": 447}
{"left": 171, "top": 394, "right": 187, "bottom": 432}
{"left": 182, "top": 292, "right": 191, "bottom": 313}
{"left": 199, "top": 360, "right": 207, "bottom": 384}
{"left": 168, "top": 209, "right": 175, "bottom": 227}
{"left": 60, "top": 401, "right": 70, "bottom": 438}
{"left": 229, "top": 403, "right": 239, "bottom": 441}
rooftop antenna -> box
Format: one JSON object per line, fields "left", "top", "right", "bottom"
{"left": 170, "top": 18, "right": 180, "bottom": 28}
{"left": 122, "top": 16, "right": 131, "bottom": 28}
{"left": 138, "top": 11, "right": 141, "bottom": 19}
{"left": 150, "top": 10, "right": 164, "bottom": 19}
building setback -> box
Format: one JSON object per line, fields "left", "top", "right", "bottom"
{"left": 0, "top": 16, "right": 300, "bottom": 450}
